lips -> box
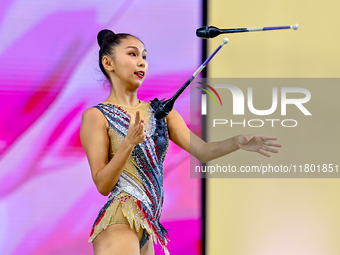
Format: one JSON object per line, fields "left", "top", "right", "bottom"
{"left": 134, "top": 71, "right": 145, "bottom": 78}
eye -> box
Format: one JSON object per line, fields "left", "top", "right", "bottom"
{"left": 142, "top": 55, "right": 147, "bottom": 60}
{"left": 129, "top": 52, "right": 136, "bottom": 56}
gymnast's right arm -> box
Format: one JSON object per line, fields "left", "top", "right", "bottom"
{"left": 80, "top": 108, "right": 145, "bottom": 196}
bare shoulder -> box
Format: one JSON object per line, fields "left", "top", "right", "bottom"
{"left": 166, "top": 108, "right": 184, "bottom": 123}
{"left": 81, "top": 106, "right": 108, "bottom": 129}
{"left": 165, "top": 108, "right": 190, "bottom": 153}
{"left": 82, "top": 106, "right": 103, "bottom": 120}
{"left": 165, "top": 108, "right": 188, "bottom": 134}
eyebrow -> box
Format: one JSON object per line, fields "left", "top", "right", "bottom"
{"left": 125, "top": 46, "right": 147, "bottom": 52}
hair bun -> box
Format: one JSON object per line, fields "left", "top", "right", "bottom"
{"left": 97, "top": 29, "right": 115, "bottom": 47}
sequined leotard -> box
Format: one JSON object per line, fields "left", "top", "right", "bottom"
{"left": 89, "top": 98, "right": 170, "bottom": 254}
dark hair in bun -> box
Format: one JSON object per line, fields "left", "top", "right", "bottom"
{"left": 97, "top": 29, "right": 116, "bottom": 48}
{"left": 97, "top": 29, "right": 143, "bottom": 81}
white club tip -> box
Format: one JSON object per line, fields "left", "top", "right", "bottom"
{"left": 222, "top": 37, "right": 229, "bottom": 45}
{"left": 291, "top": 23, "right": 299, "bottom": 30}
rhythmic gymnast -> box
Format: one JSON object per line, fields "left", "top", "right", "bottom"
{"left": 80, "top": 29, "right": 281, "bottom": 255}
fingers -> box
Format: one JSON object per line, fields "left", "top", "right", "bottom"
{"left": 258, "top": 150, "right": 271, "bottom": 157}
{"left": 133, "top": 111, "right": 145, "bottom": 125}
{"left": 135, "top": 110, "right": 140, "bottom": 124}
{"left": 243, "top": 134, "right": 281, "bottom": 157}
{"left": 127, "top": 112, "right": 135, "bottom": 124}
{"left": 262, "top": 146, "right": 279, "bottom": 154}
{"left": 258, "top": 144, "right": 280, "bottom": 157}
{"left": 258, "top": 136, "right": 278, "bottom": 141}
{"left": 257, "top": 135, "right": 282, "bottom": 148}
{"left": 135, "top": 111, "right": 145, "bottom": 134}
{"left": 263, "top": 141, "right": 282, "bottom": 148}
{"left": 127, "top": 111, "right": 146, "bottom": 143}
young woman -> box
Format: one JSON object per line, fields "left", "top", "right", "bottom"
{"left": 80, "top": 29, "right": 281, "bottom": 255}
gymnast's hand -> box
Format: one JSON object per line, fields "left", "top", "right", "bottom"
{"left": 125, "top": 110, "right": 146, "bottom": 146}
{"left": 236, "top": 135, "right": 282, "bottom": 157}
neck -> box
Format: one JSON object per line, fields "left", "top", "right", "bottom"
{"left": 105, "top": 84, "right": 139, "bottom": 107}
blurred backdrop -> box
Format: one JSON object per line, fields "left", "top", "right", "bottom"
{"left": 1, "top": 0, "right": 340, "bottom": 255}
{"left": 207, "top": 0, "right": 340, "bottom": 255}
{"left": 0, "top": 1, "right": 202, "bottom": 254}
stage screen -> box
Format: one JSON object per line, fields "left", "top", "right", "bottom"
{"left": 0, "top": 1, "right": 202, "bottom": 254}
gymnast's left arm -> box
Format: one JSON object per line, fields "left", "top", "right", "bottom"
{"left": 165, "top": 109, "right": 282, "bottom": 163}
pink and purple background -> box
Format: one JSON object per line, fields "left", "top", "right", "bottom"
{"left": 0, "top": 1, "right": 202, "bottom": 254}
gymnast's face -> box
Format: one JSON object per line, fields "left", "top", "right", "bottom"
{"left": 109, "top": 36, "right": 148, "bottom": 89}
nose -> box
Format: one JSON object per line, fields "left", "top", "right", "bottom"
{"left": 138, "top": 57, "right": 146, "bottom": 68}
{"left": 138, "top": 61, "right": 145, "bottom": 68}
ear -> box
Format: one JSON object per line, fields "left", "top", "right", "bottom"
{"left": 102, "top": 55, "right": 115, "bottom": 72}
